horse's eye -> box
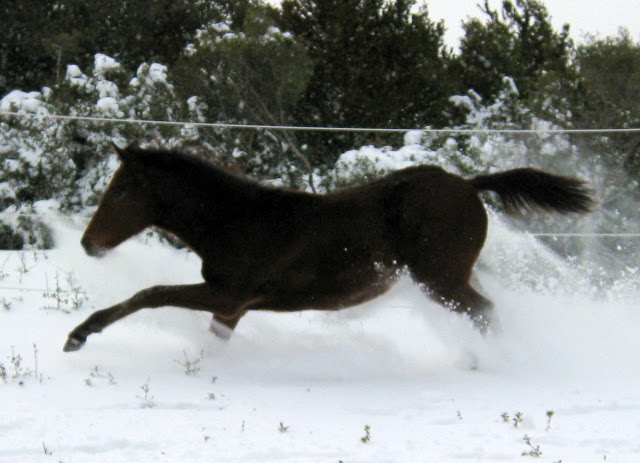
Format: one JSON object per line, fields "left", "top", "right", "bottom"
{"left": 110, "top": 188, "right": 125, "bottom": 200}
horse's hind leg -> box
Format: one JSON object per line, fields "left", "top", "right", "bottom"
{"left": 406, "top": 259, "right": 494, "bottom": 331}
{"left": 406, "top": 250, "right": 495, "bottom": 331}
{"left": 429, "top": 283, "right": 495, "bottom": 333}
{"left": 209, "top": 311, "right": 246, "bottom": 340}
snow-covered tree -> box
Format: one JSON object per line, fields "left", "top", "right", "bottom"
{"left": 280, "top": 0, "right": 456, "bottom": 164}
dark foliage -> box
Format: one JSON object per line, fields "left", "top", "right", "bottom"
{"left": 573, "top": 30, "right": 640, "bottom": 174}
{"left": 457, "top": 0, "right": 574, "bottom": 102}
{"left": 280, "top": 0, "right": 459, "bottom": 164}
{"left": 0, "top": 0, "right": 223, "bottom": 96}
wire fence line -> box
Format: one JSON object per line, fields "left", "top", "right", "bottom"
{"left": 0, "top": 286, "right": 60, "bottom": 293}
{"left": 2, "top": 110, "right": 640, "bottom": 134}
{"left": 530, "top": 233, "right": 640, "bottom": 237}
{"left": 1, "top": 110, "right": 638, "bottom": 241}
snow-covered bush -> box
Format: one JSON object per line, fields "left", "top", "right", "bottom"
{"left": 0, "top": 54, "right": 202, "bottom": 248}
{"left": 172, "top": 16, "right": 313, "bottom": 187}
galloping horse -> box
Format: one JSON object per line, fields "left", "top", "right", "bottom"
{"left": 63, "top": 144, "right": 594, "bottom": 352}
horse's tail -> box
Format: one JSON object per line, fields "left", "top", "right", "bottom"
{"left": 470, "top": 168, "right": 595, "bottom": 215}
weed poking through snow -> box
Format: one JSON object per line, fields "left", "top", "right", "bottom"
{"left": 175, "top": 349, "right": 204, "bottom": 376}
{"left": 42, "top": 441, "right": 52, "bottom": 455}
{"left": 0, "top": 345, "right": 44, "bottom": 385}
{"left": 361, "top": 425, "right": 372, "bottom": 443}
{"left": 522, "top": 435, "right": 542, "bottom": 457}
{"left": 8, "top": 346, "right": 30, "bottom": 385}
{"left": 15, "top": 252, "right": 34, "bottom": 283}
{"left": 279, "top": 422, "right": 290, "bottom": 433}
{"left": 513, "top": 412, "right": 525, "bottom": 428}
{"left": 84, "top": 365, "right": 116, "bottom": 386}
{"left": 41, "top": 271, "right": 87, "bottom": 313}
{"left": 546, "top": 410, "right": 555, "bottom": 431}
{"left": 137, "top": 377, "right": 155, "bottom": 408}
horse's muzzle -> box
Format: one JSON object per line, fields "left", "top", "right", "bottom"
{"left": 81, "top": 235, "right": 106, "bottom": 257}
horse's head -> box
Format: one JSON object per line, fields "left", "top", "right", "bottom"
{"left": 81, "top": 144, "right": 156, "bottom": 257}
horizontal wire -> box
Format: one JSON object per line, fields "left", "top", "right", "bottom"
{"left": 0, "top": 286, "right": 80, "bottom": 294}
{"left": 1, "top": 109, "right": 638, "bottom": 288}
{"left": 530, "top": 233, "right": 640, "bottom": 237}
{"left": 2, "top": 110, "right": 640, "bottom": 134}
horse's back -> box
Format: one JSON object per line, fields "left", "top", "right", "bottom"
{"left": 316, "top": 164, "right": 488, "bottom": 282}
{"left": 324, "top": 164, "right": 486, "bottom": 247}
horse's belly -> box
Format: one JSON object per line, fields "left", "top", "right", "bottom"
{"left": 259, "top": 262, "right": 399, "bottom": 312}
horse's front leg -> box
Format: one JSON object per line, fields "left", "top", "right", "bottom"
{"left": 63, "top": 283, "right": 240, "bottom": 352}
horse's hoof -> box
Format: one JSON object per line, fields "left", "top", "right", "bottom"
{"left": 209, "top": 320, "right": 233, "bottom": 341}
{"left": 63, "top": 336, "right": 85, "bottom": 352}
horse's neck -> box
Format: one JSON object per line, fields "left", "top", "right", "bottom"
{"left": 153, "top": 170, "right": 258, "bottom": 255}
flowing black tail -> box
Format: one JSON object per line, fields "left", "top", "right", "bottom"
{"left": 470, "top": 168, "right": 595, "bottom": 215}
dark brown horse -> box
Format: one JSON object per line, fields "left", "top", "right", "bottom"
{"left": 63, "top": 144, "right": 594, "bottom": 352}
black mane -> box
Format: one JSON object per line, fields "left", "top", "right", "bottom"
{"left": 124, "top": 144, "right": 258, "bottom": 191}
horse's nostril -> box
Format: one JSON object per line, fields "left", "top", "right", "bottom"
{"left": 81, "top": 235, "right": 107, "bottom": 257}
{"left": 81, "top": 235, "right": 100, "bottom": 256}
{"left": 80, "top": 235, "right": 91, "bottom": 251}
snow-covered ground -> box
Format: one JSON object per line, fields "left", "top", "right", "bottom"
{"left": 2, "top": 211, "right": 640, "bottom": 463}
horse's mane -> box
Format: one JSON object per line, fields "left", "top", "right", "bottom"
{"left": 124, "top": 144, "right": 255, "bottom": 189}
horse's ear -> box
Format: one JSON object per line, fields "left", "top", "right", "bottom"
{"left": 111, "top": 143, "right": 125, "bottom": 162}
{"left": 111, "top": 143, "right": 136, "bottom": 163}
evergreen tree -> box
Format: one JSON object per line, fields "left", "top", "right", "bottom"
{"left": 0, "top": 0, "right": 57, "bottom": 96}
{"left": 574, "top": 30, "right": 640, "bottom": 174}
{"left": 171, "top": 1, "right": 315, "bottom": 187}
{"left": 458, "top": 0, "right": 573, "bottom": 102}
{"left": 1, "top": 0, "right": 222, "bottom": 96}
{"left": 281, "top": 0, "right": 456, "bottom": 164}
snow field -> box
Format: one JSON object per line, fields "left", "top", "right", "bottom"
{"left": 1, "top": 216, "right": 640, "bottom": 462}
